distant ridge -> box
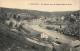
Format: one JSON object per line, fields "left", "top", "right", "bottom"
{"left": 0, "top": 7, "right": 79, "bottom": 18}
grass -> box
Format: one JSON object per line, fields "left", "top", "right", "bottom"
{"left": 0, "top": 22, "right": 51, "bottom": 51}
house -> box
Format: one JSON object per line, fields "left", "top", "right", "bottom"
{"left": 16, "top": 21, "right": 22, "bottom": 27}
{"left": 21, "top": 13, "right": 27, "bottom": 17}
{"left": 9, "top": 18, "right": 17, "bottom": 28}
{"left": 71, "top": 14, "right": 77, "bottom": 19}
{"left": 22, "top": 20, "right": 28, "bottom": 24}
{"left": 40, "top": 32, "right": 49, "bottom": 39}
{"left": 5, "top": 20, "right": 10, "bottom": 25}
{"left": 6, "top": 17, "right": 23, "bottom": 29}
{"left": 61, "top": 16, "right": 65, "bottom": 21}
{"left": 71, "top": 14, "right": 74, "bottom": 17}
{"left": 30, "top": 19, "right": 42, "bottom": 25}
{"left": 39, "top": 16, "right": 45, "bottom": 20}
{"left": 5, "top": 17, "right": 17, "bottom": 28}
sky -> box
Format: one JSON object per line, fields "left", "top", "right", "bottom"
{"left": 0, "top": 0, "right": 80, "bottom": 12}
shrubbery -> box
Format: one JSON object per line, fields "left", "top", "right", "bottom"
{"left": 56, "top": 13, "right": 79, "bottom": 37}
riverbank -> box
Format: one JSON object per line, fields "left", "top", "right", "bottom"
{"left": 29, "top": 25, "right": 77, "bottom": 42}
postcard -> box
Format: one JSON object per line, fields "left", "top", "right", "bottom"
{"left": 0, "top": 0, "right": 80, "bottom": 51}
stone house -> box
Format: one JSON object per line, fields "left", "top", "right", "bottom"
{"left": 40, "top": 32, "right": 49, "bottom": 39}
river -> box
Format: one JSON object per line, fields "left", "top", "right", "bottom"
{"left": 29, "top": 25, "right": 77, "bottom": 43}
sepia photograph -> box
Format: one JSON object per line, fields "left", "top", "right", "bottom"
{"left": 0, "top": 0, "right": 80, "bottom": 51}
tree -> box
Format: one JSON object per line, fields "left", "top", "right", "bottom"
{"left": 9, "top": 21, "right": 13, "bottom": 28}
{"left": 17, "top": 16, "right": 21, "bottom": 21}
{"left": 13, "top": 14, "right": 16, "bottom": 19}
{"left": 44, "top": 46, "right": 52, "bottom": 51}
{"left": 47, "top": 36, "right": 53, "bottom": 43}
{"left": 56, "top": 43, "right": 70, "bottom": 51}
{"left": 69, "top": 18, "right": 76, "bottom": 23}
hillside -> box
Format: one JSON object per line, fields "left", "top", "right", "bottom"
{"left": 1, "top": 7, "right": 79, "bottom": 18}
{"left": 0, "top": 14, "right": 49, "bottom": 51}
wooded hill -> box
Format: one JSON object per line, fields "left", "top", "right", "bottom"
{"left": 1, "top": 7, "right": 79, "bottom": 18}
